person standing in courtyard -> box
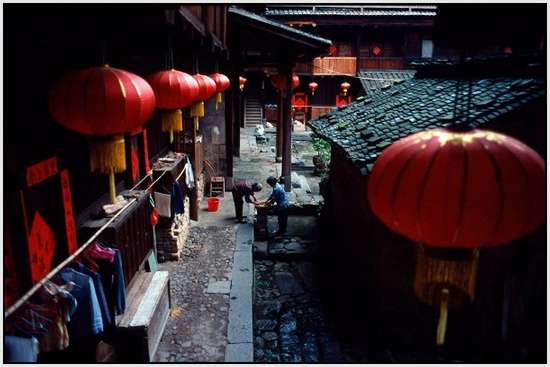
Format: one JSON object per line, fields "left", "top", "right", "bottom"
{"left": 231, "top": 180, "right": 262, "bottom": 223}
{"left": 257, "top": 176, "right": 289, "bottom": 237}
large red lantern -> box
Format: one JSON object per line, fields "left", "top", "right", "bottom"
{"left": 49, "top": 65, "right": 156, "bottom": 203}
{"left": 148, "top": 69, "right": 199, "bottom": 143}
{"left": 367, "top": 128, "right": 545, "bottom": 345}
{"left": 340, "top": 81, "right": 351, "bottom": 96}
{"left": 190, "top": 74, "right": 217, "bottom": 130}
{"left": 271, "top": 73, "right": 300, "bottom": 91}
{"left": 308, "top": 81, "right": 318, "bottom": 95}
{"left": 239, "top": 76, "right": 247, "bottom": 92}
{"left": 210, "top": 73, "right": 230, "bottom": 110}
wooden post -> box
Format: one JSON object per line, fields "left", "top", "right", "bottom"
{"left": 281, "top": 63, "right": 293, "bottom": 192}
{"left": 225, "top": 64, "right": 234, "bottom": 180}
{"left": 276, "top": 91, "right": 283, "bottom": 162}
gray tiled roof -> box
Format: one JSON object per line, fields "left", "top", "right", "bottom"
{"left": 229, "top": 7, "right": 332, "bottom": 47}
{"left": 266, "top": 6, "right": 437, "bottom": 17}
{"left": 359, "top": 69, "right": 416, "bottom": 97}
{"left": 309, "top": 77, "right": 545, "bottom": 175}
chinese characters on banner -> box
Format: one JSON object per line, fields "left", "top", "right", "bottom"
{"left": 21, "top": 157, "right": 78, "bottom": 284}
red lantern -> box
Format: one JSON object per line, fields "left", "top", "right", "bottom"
{"left": 340, "top": 81, "right": 351, "bottom": 96}
{"left": 148, "top": 69, "right": 199, "bottom": 143}
{"left": 239, "top": 76, "right": 247, "bottom": 92}
{"left": 329, "top": 43, "right": 337, "bottom": 56}
{"left": 308, "top": 81, "right": 318, "bottom": 95}
{"left": 210, "top": 73, "right": 231, "bottom": 110}
{"left": 49, "top": 65, "right": 155, "bottom": 203}
{"left": 372, "top": 45, "right": 382, "bottom": 56}
{"left": 189, "top": 74, "right": 217, "bottom": 131}
{"left": 368, "top": 128, "right": 545, "bottom": 248}
{"left": 271, "top": 73, "right": 300, "bottom": 91}
{"left": 367, "top": 128, "right": 545, "bottom": 345}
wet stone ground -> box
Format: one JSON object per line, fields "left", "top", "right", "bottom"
{"left": 253, "top": 238, "right": 345, "bottom": 363}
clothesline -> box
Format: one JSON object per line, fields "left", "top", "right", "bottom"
{"left": 5, "top": 157, "right": 185, "bottom": 319}
{"left": 4, "top": 198, "right": 137, "bottom": 319}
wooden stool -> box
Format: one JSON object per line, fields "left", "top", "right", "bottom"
{"left": 210, "top": 176, "right": 225, "bottom": 197}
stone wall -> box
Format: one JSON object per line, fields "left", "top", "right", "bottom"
{"left": 200, "top": 98, "right": 227, "bottom": 185}
{"left": 156, "top": 197, "right": 191, "bottom": 262}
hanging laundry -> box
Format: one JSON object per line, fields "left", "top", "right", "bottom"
{"left": 54, "top": 268, "right": 104, "bottom": 339}
{"left": 154, "top": 191, "right": 172, "bottom": 218}
{"left": 184, "top": 156, "right": 195, "bottom": 189}
{"left": 4, "top": 336, "right": 40, "bottom": 362}
{"left": 171, "top": 181, "right": 185, "bottom": 215}
{"left": 95, "top": 241, "right": 127, "bottom": 316}
{"left": 71, "top": 262, "right": 113, "bottom": 328}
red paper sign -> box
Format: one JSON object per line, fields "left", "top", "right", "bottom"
{"left": 60, "top": 170, "right": 78, "bottom": 254}
{"left": 292, "top": 93, "right": 308, "bottom": 111}
{"left": 28, "top": 212, "right": 56, "bottom": 283}
{"left": 26, "top": 157, "right": 58, "bottom": 187}
{"left": 336, "top": 95, "right": 351, "bottom": 107}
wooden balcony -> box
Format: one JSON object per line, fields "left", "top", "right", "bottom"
{"left": 295, "top": 57, "right": 357, "bottom": 76}
{"left": 359, "top": 57, "right": 404, "bottom": 70}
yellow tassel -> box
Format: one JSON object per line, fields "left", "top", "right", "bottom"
{"left": 161, "top": 109, "right": 183, "bottom": 133}
{"left": 169, "top": 130, "right": 174, "bottom": 143}
{"left": 108, "top": 169, "right": 116, "bottom": 204}
{"left": 89, "top": 135, "right": 126, "bottom": 174}
{"left": 190, "top": 101, "right": 205, "bottom": 118}
{"left": 414, "top": 246, "right": 479, "bottom": 308}
{"left": 216, "top": 92, "right": 223, "bottom": 111}
{"left": 194, "top": 116, "right": 199, "bottom": 132}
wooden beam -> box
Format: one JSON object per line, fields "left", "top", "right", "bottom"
{"left": 281, "top": 62, "right": 293, "bottom": 192}
{"left": 225, "top": 64, "right": 234, "bottom": 179}
{"left": 276, "top": 91, "right": 283, "bottom": 162}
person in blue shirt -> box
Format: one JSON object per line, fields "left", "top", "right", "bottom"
{"left": 258, "top": 176, "right": 289, "bottom": 236}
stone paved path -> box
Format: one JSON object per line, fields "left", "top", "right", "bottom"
{"left": 155, "top": 196, "right": 237, "bottom": 362}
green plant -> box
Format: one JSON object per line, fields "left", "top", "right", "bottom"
{"left": 312, "top": 136, "right": 331, "bottom": 165}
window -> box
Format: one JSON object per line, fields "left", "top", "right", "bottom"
{"left": 422, "top": 39, "right": 434, "bottom": 58}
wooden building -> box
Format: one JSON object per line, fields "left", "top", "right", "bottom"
{"left": 309, "top": 55, "right": 546, "bottom": 362}
{"left": 4, "top": 4, "right": 232, "bottom": 362}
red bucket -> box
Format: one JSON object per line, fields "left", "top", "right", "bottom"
{"left": 207, "top": 197, "right": 220, "bottom": 212}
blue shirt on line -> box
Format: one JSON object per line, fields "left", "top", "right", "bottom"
{"left": 269, "top": 183, "right": 289, "bottom": 209}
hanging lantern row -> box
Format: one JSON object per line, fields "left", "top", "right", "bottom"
{"left": 49, "top": 65, "right": 156, "bottom": 204}
{"left": 271, "top": 73, "right": 300, "bottom": 91}
{"left": 308, "top": 81, "right": 318, "bottom": 95}
{"left": 239, "top": 76, "right": 247, "bottom": 92}
{"left": 190, "top": 74, "right": 217, "bottom": 131}
{"left": 368, "top": 128, "right": 545, "bottom": 346}
{"left": 148, "top": 69, "right": 199, "bottom": 143}
{"left": 340, "top": 81, "right": 351, "bottom": 96}
{"left": 210, "top": 73, "right": 231, "bottom": 110}
{"left": 49, "top": 65, "right": 232, "bottom": 204}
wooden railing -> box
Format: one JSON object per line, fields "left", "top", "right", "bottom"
{"left": 314, "top": 57, "right": 357, "bottom": 75}
{"left": 359, "top": 57, "right": 404, "bottom": 70}
{"left": 295, "top": 57, "right": 357, "bottom": 76}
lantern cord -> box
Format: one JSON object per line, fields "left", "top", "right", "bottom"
{"left": 466, "top": 78, "right": 473, "bottom": 125}
{"left": 4, "top": 197, "right": 137, "bottom": 319}
{"left": 452, "top": 79, "right": 462, "bottom": 123}
{"left": 100, "top": 40, "right": 107, "bottom": 66}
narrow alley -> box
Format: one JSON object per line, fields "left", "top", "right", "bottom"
{"left": 4, "top": 4, "right": 546, "bottom": 365}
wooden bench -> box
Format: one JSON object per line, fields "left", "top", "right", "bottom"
{"left": 116, "top": 271, "right": 171, "bottom": 362}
